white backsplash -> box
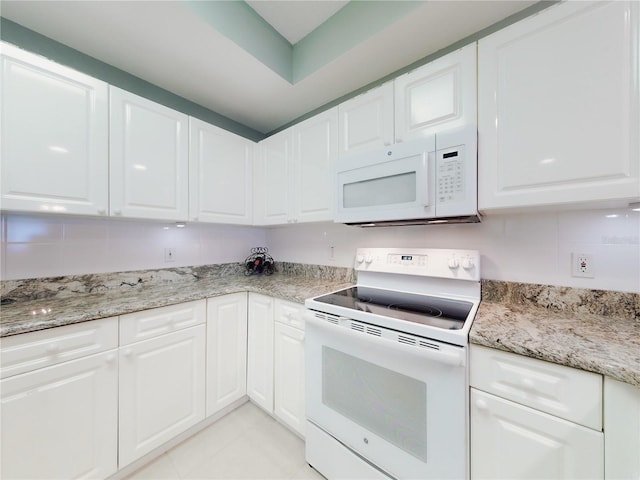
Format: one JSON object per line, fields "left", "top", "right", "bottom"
{"left": 0, "top": 215, "right": 267, "bottom": 280}
{"left": 2, "top": 208, "right": 638, "bottom": 293}
{"left": 264, "top": 208, "right": 640, "bottom": 294}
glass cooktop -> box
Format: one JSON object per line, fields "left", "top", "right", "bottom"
{"left": 312, "top": 286, "right": 473, "bottom": 330}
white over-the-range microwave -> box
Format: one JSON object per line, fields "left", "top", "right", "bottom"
{"left": 334, "top": 126, "right": 479, "bottom": 226}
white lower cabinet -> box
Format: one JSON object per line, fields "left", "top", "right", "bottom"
{"left": 274, "top": 300, "right": 306, "bottom": 437}
{"left": 604, "top": 377, "right": 640, "bottom": 479}
{"left": 0, "top": 318, "right": 119, "bottom": 480}
{"left": 246, "top": 292, "right": 275, "bottom": 412}
{"left": 118, "top": 301, "right": 206, "bottom": 467}
{"left": 206, "top": 293, "right": 248, "bottom": 416}
{"left": 470, "top": 345, "right": 604, "bottom": 479}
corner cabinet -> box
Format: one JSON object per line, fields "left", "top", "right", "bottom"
{"left": 470, "top": 345, "right": 604, "bottom": 479}
{"left": 109, "top": 86, "right": 189, "bottom": 221}
{"left": 478, "top": 1, "right": 640, "bottom": 211}
{"left": 0, "top": 42, "right": 109, "bottom": 216}
{"left": 246, "top": 293, "right": 275, "bottom": 412}
{"left": 206, "top": 293, "right": 248, "bottom": 417}
{"left": 189, "top": 118, "right": 253, "bottom": 224}
{"left": 0, "top": 318, "right": 119, "bottom": 479}
{"left": 255, "top": 108, "right": 337, "bottom": 225}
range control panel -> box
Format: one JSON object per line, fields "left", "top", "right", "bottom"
{"left": 355, "top": 247, "right": 480, "bottom": 281}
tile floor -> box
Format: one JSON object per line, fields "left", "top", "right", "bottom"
{"left": 125, "top": 402, "right": 325, "bottom": 480}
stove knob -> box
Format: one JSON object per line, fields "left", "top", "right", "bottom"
{"left": 462, "top": 258, "right": 475, "bottom": 270}
{"left": 365, "top": 255, "right": 373, "bottom": 264}
{"left": 448, "top": 258, "right": 459, "bottom": 269}
{"left": 356, "top": 254, "right": 364, "bottom": 264}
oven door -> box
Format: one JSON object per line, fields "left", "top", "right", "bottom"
{"left": 305, "top": 311, "right": 469, "bottom": 480}
{"left": 335, "top": 137, "right": 436, "bottom": 224}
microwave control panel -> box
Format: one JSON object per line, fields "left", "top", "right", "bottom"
{"left": 436, "top": 146, "right": 465, "bottom": 204}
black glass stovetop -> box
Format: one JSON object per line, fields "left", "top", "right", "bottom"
{"left": 313, "top": 286, "right": 473, "bottom": 331}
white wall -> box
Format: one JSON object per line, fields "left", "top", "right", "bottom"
{"left": 265, "top": 208, "right": 640, "bottom": 294}
{"left": 0, "top": 214, "right": 267, "bottom": 280}
{"left": 2, "top": 207, "right": 639, "bottom": 293}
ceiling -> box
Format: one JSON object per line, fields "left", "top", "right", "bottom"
{"left": 1, "top": 1, "right": 538, "bottom": 136}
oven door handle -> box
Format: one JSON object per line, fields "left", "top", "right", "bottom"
{"left": 306, "top": 314, "right": 465, "bottom": 367}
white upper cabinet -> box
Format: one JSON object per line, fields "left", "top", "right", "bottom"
{"left": 189, "top": 118, "right": 253, "bottom": 224}
{"left": 338, "top": 82, "right": 394, "bottom": 156}
{"left": 395, "top": 43, "right": 477, "bottom": 142}
{"left": 255, "top": 108, "right": 337, "bottom": 225}
{"left": 0, "top": 42, "right": 109, "bottom": 216}
{"left": 254, "top": 128, "right": 293, "bottom": 225}
{"left": 109, "top": 86, "right": 189, "bottom": 221}
{"left": 478, "top": 1, "right": 640, "bottom": 211}
{"left": 294, "top": 108, "right": 338, "bottom": 223}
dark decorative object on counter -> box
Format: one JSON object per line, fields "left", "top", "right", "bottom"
{"left": 244, "top": 247, "right": 274, "bottom": 276}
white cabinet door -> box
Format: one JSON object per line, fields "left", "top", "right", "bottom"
{"left": 189, "top": 118, "right": 253, "bottom": 224}
{"left": 274, "top": 321, "right": 305, "bottom": 437}
{"left": 206, "top": 293, "right": 248, "bottom": 417}
{"left": 294, "top": 107, "right": 338, "bottom": 223}
{"left": 255, "top": 108, "right": 337, "bottom": 225}
{"left": 470, "top": 388, "right": 604, "bottom": 480}
{"left": 604, "top": 378, "right": 640, "bottom": 480}
{"left": 395, "top": 43, "right": 476, "bottom": 142}
{"left": 0, "top": 42, "right": 109, "bottom": 216}
{"left": 1, "top": 350, "right": 118, "bottom": 480}
{"left": 338, "top": 82, "right": 394, "bottom": 157}
{"left": 254, "top": 130, "right": 294, "bottom": 225}
{"left": 478, "top": 1, "right": 640, "bottom": 210}
{"left": 246, "top": 293, "right": 274, "bottom": 412}
{"left": 109, "top": 86, "right": 189, "bottom": 221}
{"left": 118, "top": 324, "right": 205, "bottom": 467}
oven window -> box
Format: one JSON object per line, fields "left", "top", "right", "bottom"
{"left": 322, "top": 346, "right": 427, "bottom": 462}
{"left": 343, "top": 172, "right": 416, "bottom": 208}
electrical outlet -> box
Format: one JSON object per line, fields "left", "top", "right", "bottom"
{"left": 571, "top": 253, "right": 594, "bottom": 278}
{"left": 165, "top": 248, "right": 176, "bottom": 262}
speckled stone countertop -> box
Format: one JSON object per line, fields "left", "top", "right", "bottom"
{"left": 0, "top": 262, "right": 354, "bottom": 337}
{"left": 2, "top": 266, "right": 639, "bottom": 389}
{"left": 471, "top": 281, "right": 640, "bottom": 388}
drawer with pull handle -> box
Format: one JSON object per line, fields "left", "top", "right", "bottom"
{"left": 0, "top": 317, "right": 118, "bottom": 379}
{"left": 470, "top": 344, "right": 602, "bottom": 430}
{"left": 119, "top": 300, "right": 206, "bottom": 345}
{"left": 275, "top": 299, "right": 305, "bottom": 330}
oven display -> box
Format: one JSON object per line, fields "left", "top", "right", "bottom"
{"left": 401, "top": 255, "right": 412, "bottom": 261}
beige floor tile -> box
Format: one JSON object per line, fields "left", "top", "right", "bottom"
{"left": 125, "top": 401, "right": 323, "bottom": 480}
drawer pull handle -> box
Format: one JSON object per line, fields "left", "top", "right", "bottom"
{"left": 105, "top": 354, "right": 116, "bottom": 364}
{"left": 521, "top": 378, "right": 535, "bottom": 390}
{"left": 475, "top": 399, "right": 489, "bottom": 411}
{"left": 123, "top": 349, "right": 133, "bottom": 358}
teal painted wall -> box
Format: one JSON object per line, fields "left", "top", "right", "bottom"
{"left": 0, "top": 17, "right": 266, "bottom": 142}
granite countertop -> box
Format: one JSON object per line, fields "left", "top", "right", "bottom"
{"left": 471, "top": 282, "right": 640, "bottom": 388}
{"left": 0, "top": 269, "right": 352, "bottom": 337}
{"left": 2, "top": 266, "right": 639, "bottom": 389}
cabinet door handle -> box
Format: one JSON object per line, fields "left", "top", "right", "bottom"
{"left": 123, "top": 348, "right": 133, "bottom": 358}
{"left": 475, "top": 398, "right": 489, "bottom": 411}
{"left": 105, "top": 353, "right": 116, "bottom": 364}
